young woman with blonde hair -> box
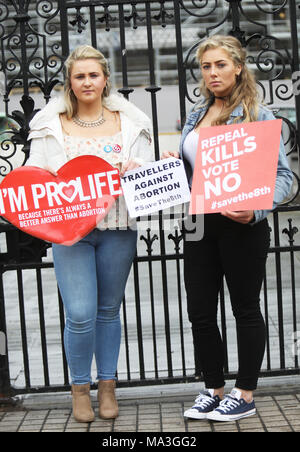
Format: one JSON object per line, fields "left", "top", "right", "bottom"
{"left": 27, "top": 45, "right": 153, "bottom": 423}
{"left": 163, "top": 35, "right": 292, "bottom": 421}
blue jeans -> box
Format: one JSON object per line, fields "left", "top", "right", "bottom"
{"left": 52, "top": 228, "right": 137, "bottom": 385}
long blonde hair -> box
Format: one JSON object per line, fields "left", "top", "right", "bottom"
{"left": 196, "top": 35, "right": 259, "bottom": 125}
{"left": 64, "top": 45, "right": 111, "bottom": 119}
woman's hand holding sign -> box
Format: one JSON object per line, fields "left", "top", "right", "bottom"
{"left": 161, "top": 150, "right": 180, "bottom": 160}
{"left": 119, "top": 160, "right": 141, "bottom": 177}
{"left": 221, "top": 210, "right": 254, "bottom": 224}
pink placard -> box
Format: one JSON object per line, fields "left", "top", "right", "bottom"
{"left": 189, "top": 119, "right": 282, "bottom": 214}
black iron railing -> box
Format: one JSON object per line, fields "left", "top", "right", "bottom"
{"left": 0, "top": 0, "right": 299, "bottom": 400}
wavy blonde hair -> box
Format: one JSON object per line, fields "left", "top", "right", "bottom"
{"left": 196, "top": 35, "right": 259, "bottom": 125}
{"left": 64, "top": 45, "right": 111, "bottom": 119}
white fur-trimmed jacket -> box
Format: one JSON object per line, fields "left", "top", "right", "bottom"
{"left": 27, "top": 93, "right": 154, "bottom": 170}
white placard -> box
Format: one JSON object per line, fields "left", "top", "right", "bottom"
{"left": 121, "top": 158, "right": 191, "bottom": 218}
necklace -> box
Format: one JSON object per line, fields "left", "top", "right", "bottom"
{"left": 73, "top": 111, "right": 105, "bottom": 128}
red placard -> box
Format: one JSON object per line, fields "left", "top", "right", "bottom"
{"left": 0, "top": 155, "right": 122, "bottom": 245}
{"left": 189, "top": 119, "right": 282, "bottom": 214}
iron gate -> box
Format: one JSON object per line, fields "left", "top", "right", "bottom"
{"left": 0, "top": 0, "right": 300, "bottom": 399}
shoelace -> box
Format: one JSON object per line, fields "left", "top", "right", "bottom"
{"left": 217, "top": 396, "right": 240, "bottom": 413}
{"left": 193, "top": 392, "right": 214, "bottom": 409}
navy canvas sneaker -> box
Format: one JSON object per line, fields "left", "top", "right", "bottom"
{"left": 207, "top": 388, "right": 256, "bottom": 422}
{"left": 184, "top": 389, "right": 222, "bottom": 420}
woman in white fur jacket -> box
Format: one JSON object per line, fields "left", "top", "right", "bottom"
{"left": 27, "top": 45, "right": 153, "bottom": 423}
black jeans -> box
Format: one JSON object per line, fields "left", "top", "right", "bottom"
{"left": 183, "top": 213, "right": 270, "bottom": 391}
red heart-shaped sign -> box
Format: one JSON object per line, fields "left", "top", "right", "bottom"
{"left": 0, "top": 155, "right": 122, "bottom": 245}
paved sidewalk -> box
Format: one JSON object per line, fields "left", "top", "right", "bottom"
{"left": 0, "top": 381, "right": 299, "bottom": 432}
